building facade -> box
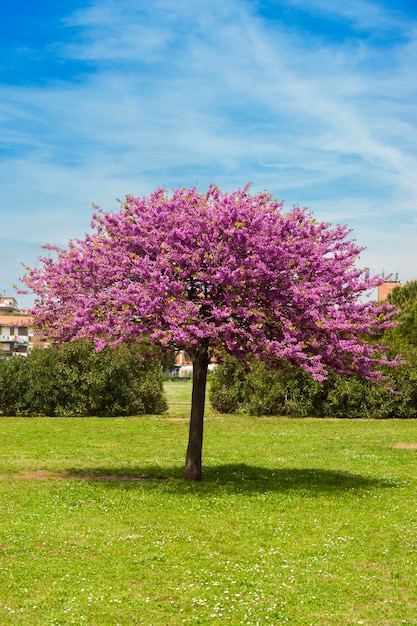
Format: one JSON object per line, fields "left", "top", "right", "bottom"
{"left": 377, "top": 280, "right": 402, "bottom": 302}
{"left": 174, "top": 349, "right": 217, "bottom": 377}
{"left": 0, "top": 314, "right": 37, "bottom": 357}
{"left": 0, "top": 296, "right": 47, "bottom": 357}
{"left": 0, "top": 295, "right": 19, "bottom": 314}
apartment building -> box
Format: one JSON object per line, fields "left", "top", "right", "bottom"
{"left": 0, "top": 314, "right": 36, "bottom": 357}
{"left": 0, "top": 295, "right": 19, "bottom": 314}
{"left": 174, "top": 349, "right": 217, "bottom": 377}
{"left": 0, "top": 296, "right": 46, "bottom": 357}
{"left": 377, "top": 279, "right": 401, "bottom": 302}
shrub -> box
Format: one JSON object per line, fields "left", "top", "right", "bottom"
{"left": 209, "top": 350, "right": 417, "bottom": 419}
{"left": 0, "top": 341, "right": 167, "bottom": 417}
{"left": 209, "top": 355, "right": 245, "bottom": 413}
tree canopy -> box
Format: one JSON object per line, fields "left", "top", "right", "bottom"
{"left": 22, "top": 185, "right": 400, "bottom": 479}
{"left": 387, "top": 280, "right": 417, "bottom": 346}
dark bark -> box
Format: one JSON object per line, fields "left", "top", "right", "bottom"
{"left": 184, "top": 344, "right": 210, "bottom": 481}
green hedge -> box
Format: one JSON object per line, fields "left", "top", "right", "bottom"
{"left": 0, "top": 341, "right": 167, "bottom": 417}
{"left": 209, "top": 350, "right": 417, "bottom": 418}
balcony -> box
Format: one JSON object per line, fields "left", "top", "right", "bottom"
{"left": 15, "top": 337, "right": 29, "bottom": 346}
{"left": 0, "top": 335, "right": 29, "bottom": 345}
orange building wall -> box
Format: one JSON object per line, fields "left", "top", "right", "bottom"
{"left": 377, "top": 281, "right": 401, "bottom": 302}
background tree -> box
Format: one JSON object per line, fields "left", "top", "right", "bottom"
{"left": 386, "top": 280, "right": 417, "bottom": 346}
{"left": 22, "top": 185, "right": 399, "bottom": 480}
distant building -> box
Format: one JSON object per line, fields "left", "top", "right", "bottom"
{"left": 175, "top": 350, "right": 193, "bottom": 378}
{"left": 377, "top": 279, "right": 401, "bottom": 302}
{"left": 0, "top": 296, "right": 48, "bottom": 357}
{"left": 0, "top": 295, "right": 19, "bottom": 314}
{"left": 174, "top": 349, "right": 217, "bottom": 378}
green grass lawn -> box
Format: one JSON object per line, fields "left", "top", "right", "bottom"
{"left": 1, "top": 383, "right": 417, "bottom": 624}
{"left": 163, "top": 379, "right": 193, "bottom": 410}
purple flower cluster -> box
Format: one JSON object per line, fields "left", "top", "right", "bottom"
{"left": 22, "top": 185, "right": 399, "bottom": 381}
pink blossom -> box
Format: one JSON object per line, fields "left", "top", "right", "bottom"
{"left": 21, "top": 184, "right": 399, "bottom": 381}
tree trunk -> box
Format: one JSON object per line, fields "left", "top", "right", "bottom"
{"left": 184, "top": 344, "right": 210, "bottom": 481}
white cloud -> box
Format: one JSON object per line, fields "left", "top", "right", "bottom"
{"left": 1, "top": 0, "right": 417, "bottom": 302}
{"left": 285, "top": 0, "right": 413, "bottom": 33}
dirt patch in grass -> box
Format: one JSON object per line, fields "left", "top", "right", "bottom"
{"left": 165, "top": 417, "right": 189, "bottom": 422}
{"left": 14, "top": 470, "right": 169, "bottom": 482}
{"left": 393, "top": 442, "right": 417, "bottom": 449}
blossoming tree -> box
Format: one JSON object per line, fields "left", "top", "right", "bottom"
{"left": 22, "top": 185, "right": 398, "bottom": 480}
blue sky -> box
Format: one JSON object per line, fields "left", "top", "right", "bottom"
{"left": 1, "top": 0, "right": 416, "bottom": 307}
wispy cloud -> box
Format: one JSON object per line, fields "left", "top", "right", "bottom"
{"left": 285, "top": 0, "right": 415, "bottom": 34}
{"left": 1, "top": 0, "right": 417, "bottom": 304}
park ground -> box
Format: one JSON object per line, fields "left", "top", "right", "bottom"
{"left": 0, "top": 378, "right": 417, "bottom": 624}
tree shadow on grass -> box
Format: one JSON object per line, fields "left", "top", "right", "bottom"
{"left": 54, "top": 463, "right": 395, "bottom": 495}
